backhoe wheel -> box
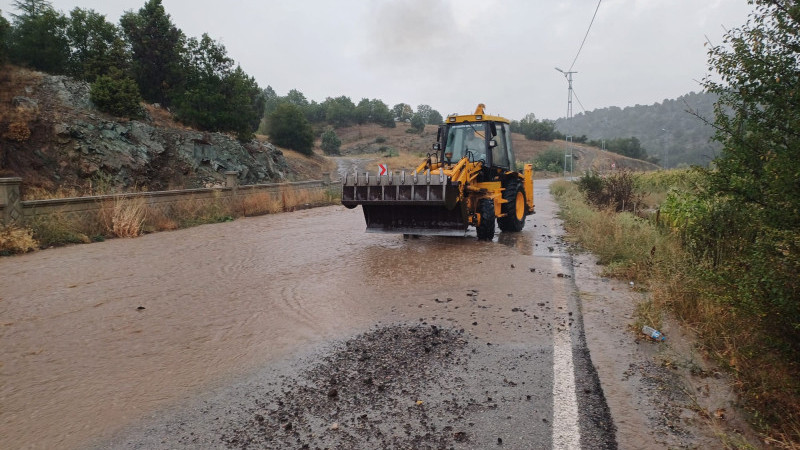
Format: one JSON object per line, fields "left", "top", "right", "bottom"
{"left": 498, "top": 178, "right": 527, "bottom": 232}
{"left": 476, "top": 198, "right": 496, "bottom": 241}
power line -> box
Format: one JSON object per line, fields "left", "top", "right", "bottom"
{"left": 568, "top": 0, "right": 602, "bottom": 73}
{"left": 571, "top": 87, "right": 588, "bottom": 114}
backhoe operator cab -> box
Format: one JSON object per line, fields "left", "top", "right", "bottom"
{"left": 437, "top": 116, "right": 515, "bottom": 178}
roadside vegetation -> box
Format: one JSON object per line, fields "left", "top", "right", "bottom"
{"left": 0, "top": 186, "right": 339, "bottom": 255}
{"left": 552, "top": 3, "right": 800, "bottom": 445}
{"left": 552, "top": 170, "right": 798, "bottom": 447}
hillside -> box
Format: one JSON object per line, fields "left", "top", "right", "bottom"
{"left": 330, "top": 122, "right": 658, "bottom": 176}
{"left": 0, "top": 64, "right": 654, "bottom": 198}
{"left": 554, "top": 91, "right": 720, "bottom": 168}
{"left": 0, "top": 66, "right": 333, "bottom": 200}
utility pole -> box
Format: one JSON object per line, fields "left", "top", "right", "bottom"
{"left": 555, "top": 67, "right": 577, "bottom": 119}
{"left": 556, "top": 67, "right": 577, "bottom": 178}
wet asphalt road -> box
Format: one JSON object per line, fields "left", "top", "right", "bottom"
{"left": 1, "top": 180, "right": 616, "bottom": 449}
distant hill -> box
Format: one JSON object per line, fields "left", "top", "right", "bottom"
{"left": 554, "top": 92, "right": 722, "bottom": 168}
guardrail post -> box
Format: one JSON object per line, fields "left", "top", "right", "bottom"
{"left": 0, "top": 177, "right": 23, "bottom": 226}
{"left": 322, "top": 172, "right": 331, "bottom": 185}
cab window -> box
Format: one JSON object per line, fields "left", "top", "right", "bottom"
{"left": 491, "top": 123, "right": 510, "bottom": 169}
{"left": 444, "top": 123, "right": 487, "bottom": 163}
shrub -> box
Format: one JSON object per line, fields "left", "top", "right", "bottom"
{"left": 0, "top": 225, "right": 38, "bottom": 254}
{"left": 90, "top": 73, "right": 143, "bottom": 118}
{"left": 320, "top": 127, "right": 341, "bottom": 155}
{"left": 4, "top": 121, "right": 31, "bottom": 141}
{"left": 577, "top": 170, "right": 641, "bottom": 212}
{"left": 268, "top": 103, "right": 314, "bottom": 155}
{"left": 575, "top": 171, "right": 604, "bottom": 204}
{"left": 533, "top": 148, "right": 564, "bottom": 172}
{"left": 106, "top": 196, "right": 147, "bottom": 238}
{"left": 28, "top": 214, "right": 90, "bottom": 247}
{"left": 409, "top": 113, "right": 425, "bottom": 133}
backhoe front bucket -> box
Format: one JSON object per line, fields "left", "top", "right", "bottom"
{"left": 341, "top": 171, "right": 467, "bottom": 236}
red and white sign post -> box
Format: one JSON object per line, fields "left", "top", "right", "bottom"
{"left": 378, "top": 164, "right": 387, "bottom": 176}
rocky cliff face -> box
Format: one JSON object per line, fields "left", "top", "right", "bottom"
{"left": 0, "top": 68, "right": 288, "bottom": 195}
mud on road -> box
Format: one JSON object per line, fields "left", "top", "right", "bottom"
{"left": 114, "top": 324, "right": 559, "bottom": 450}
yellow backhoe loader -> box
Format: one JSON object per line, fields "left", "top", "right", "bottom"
{"left": 341, "top": 104, "right": 534, "bottom": 240}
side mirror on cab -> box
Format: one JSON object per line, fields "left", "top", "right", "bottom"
{"left": 488, "top": 139, "right": 498, "bottom": 149}
{"left": 432, "top": 143, "right": 441, "bottom": 151}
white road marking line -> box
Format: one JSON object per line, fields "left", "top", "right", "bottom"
{"left": 551, "top": 256, "right": 581, "bottom": 449}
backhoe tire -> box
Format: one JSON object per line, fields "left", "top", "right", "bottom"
{"left": 498, "top": 178, "right": 526, "bottom": 232}
{"left": 476, "top": 198, "right": 496, "bottom": 241}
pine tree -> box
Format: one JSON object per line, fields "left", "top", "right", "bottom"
{"left": 268, "top": 103, "right": 314, "bottom": 155}
{"left": 119, "top": 0, "right": 185, "bottom": 106}
{"left": 7, "top": 0, "right": 69, "bottom": 73}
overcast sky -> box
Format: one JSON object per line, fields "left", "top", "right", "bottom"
{"left": 1, "top": 0, "right": 754, "bottom": 121}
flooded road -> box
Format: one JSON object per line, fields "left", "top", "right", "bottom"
{"left": 1, "top": 180, "right": 615, "bottom": 449}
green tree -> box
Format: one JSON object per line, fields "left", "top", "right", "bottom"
{"left": 304, "top": 100, "right": 326, "bottom": 123}
{"left": 173, "top": 33, "right": 230, "bottom": 131}
{"left": 120, "top": 0, "right": 185, "bottom": 106}
{"left": 262, "top": 85, "right": 279, "bottom": 116}
{"left": 701, "top": 0, "right": 800, "bottom": 341}
{"left": 354, "top": 98, "right": 371, "bottom": 124}
{"left": 416, "top": 104, "right": 432, "bottom": 123}
{"left": 392, "top": 103, "right": 412, "bottom": 121}
{"left": 604, "top": 137, "right": 647, "bottom": 159}
{"left": 222, "top": 66, "right": 265, "bottom": 140}
{"left": 512, "top": 117, "right": 560, "bottom": 141}
{"left": 284, "top": 89, "right": 308, "bottom": 108}
{"left": 704, "top": 0, "right": 800, "bottom": 231}
{"left": 427, "top": 109, "right": 443, "bottom": 125}
{"left": 7, "top": 0, "right": 69, "bottom": 73}
{"left": 369, "top": 99, "right": 395, "bottom": 128}
{"left": 173, "top": 34, "right": 263, "bottom": 140}
{"left": 0, "top": 11, "right": 10, "bottom": 62}
{"left": 268, "top": 103, "right": 314, "bottom": 155}
{"left": 409, "top": 113, "right": 425, "bottom": 133}
{"left": 320, "top": 127, "right": 341, "bottom": 155}
{"left": 90, "top": 69, "right": 143, "bottom": 117}
{"left": 66, "top": 8, "right": 128, "bottom": 81}
{"left": 323, "top": 95, "right": 355, "bottom": 127}
{"left": 258, "top": 85, "right": 279, "bottom": 134}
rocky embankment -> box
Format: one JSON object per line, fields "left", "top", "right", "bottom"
{"left": 0, "top": 68, "right": 288, "bottom": 194}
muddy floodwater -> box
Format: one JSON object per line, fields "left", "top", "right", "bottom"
{"left": 2, "top": 181, "right": 585, "bottom": 449}
{"left": 1, "top": 179, "right": 753, "bottom": 449}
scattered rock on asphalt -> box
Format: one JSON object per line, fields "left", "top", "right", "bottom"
{"left": 219, "top": 324, "right": 475, "bottom": 449}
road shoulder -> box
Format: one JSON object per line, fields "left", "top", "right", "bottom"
{"left": 573, "top": 251, "right": 761, "bottom": 448}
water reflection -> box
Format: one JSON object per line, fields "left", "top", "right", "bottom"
{"left": 496, "top": 229, "right": 535, "bottom": 256}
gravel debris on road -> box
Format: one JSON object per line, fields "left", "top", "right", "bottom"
{"left": 220, "top": 324, "right": 476, "bottom": 449}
